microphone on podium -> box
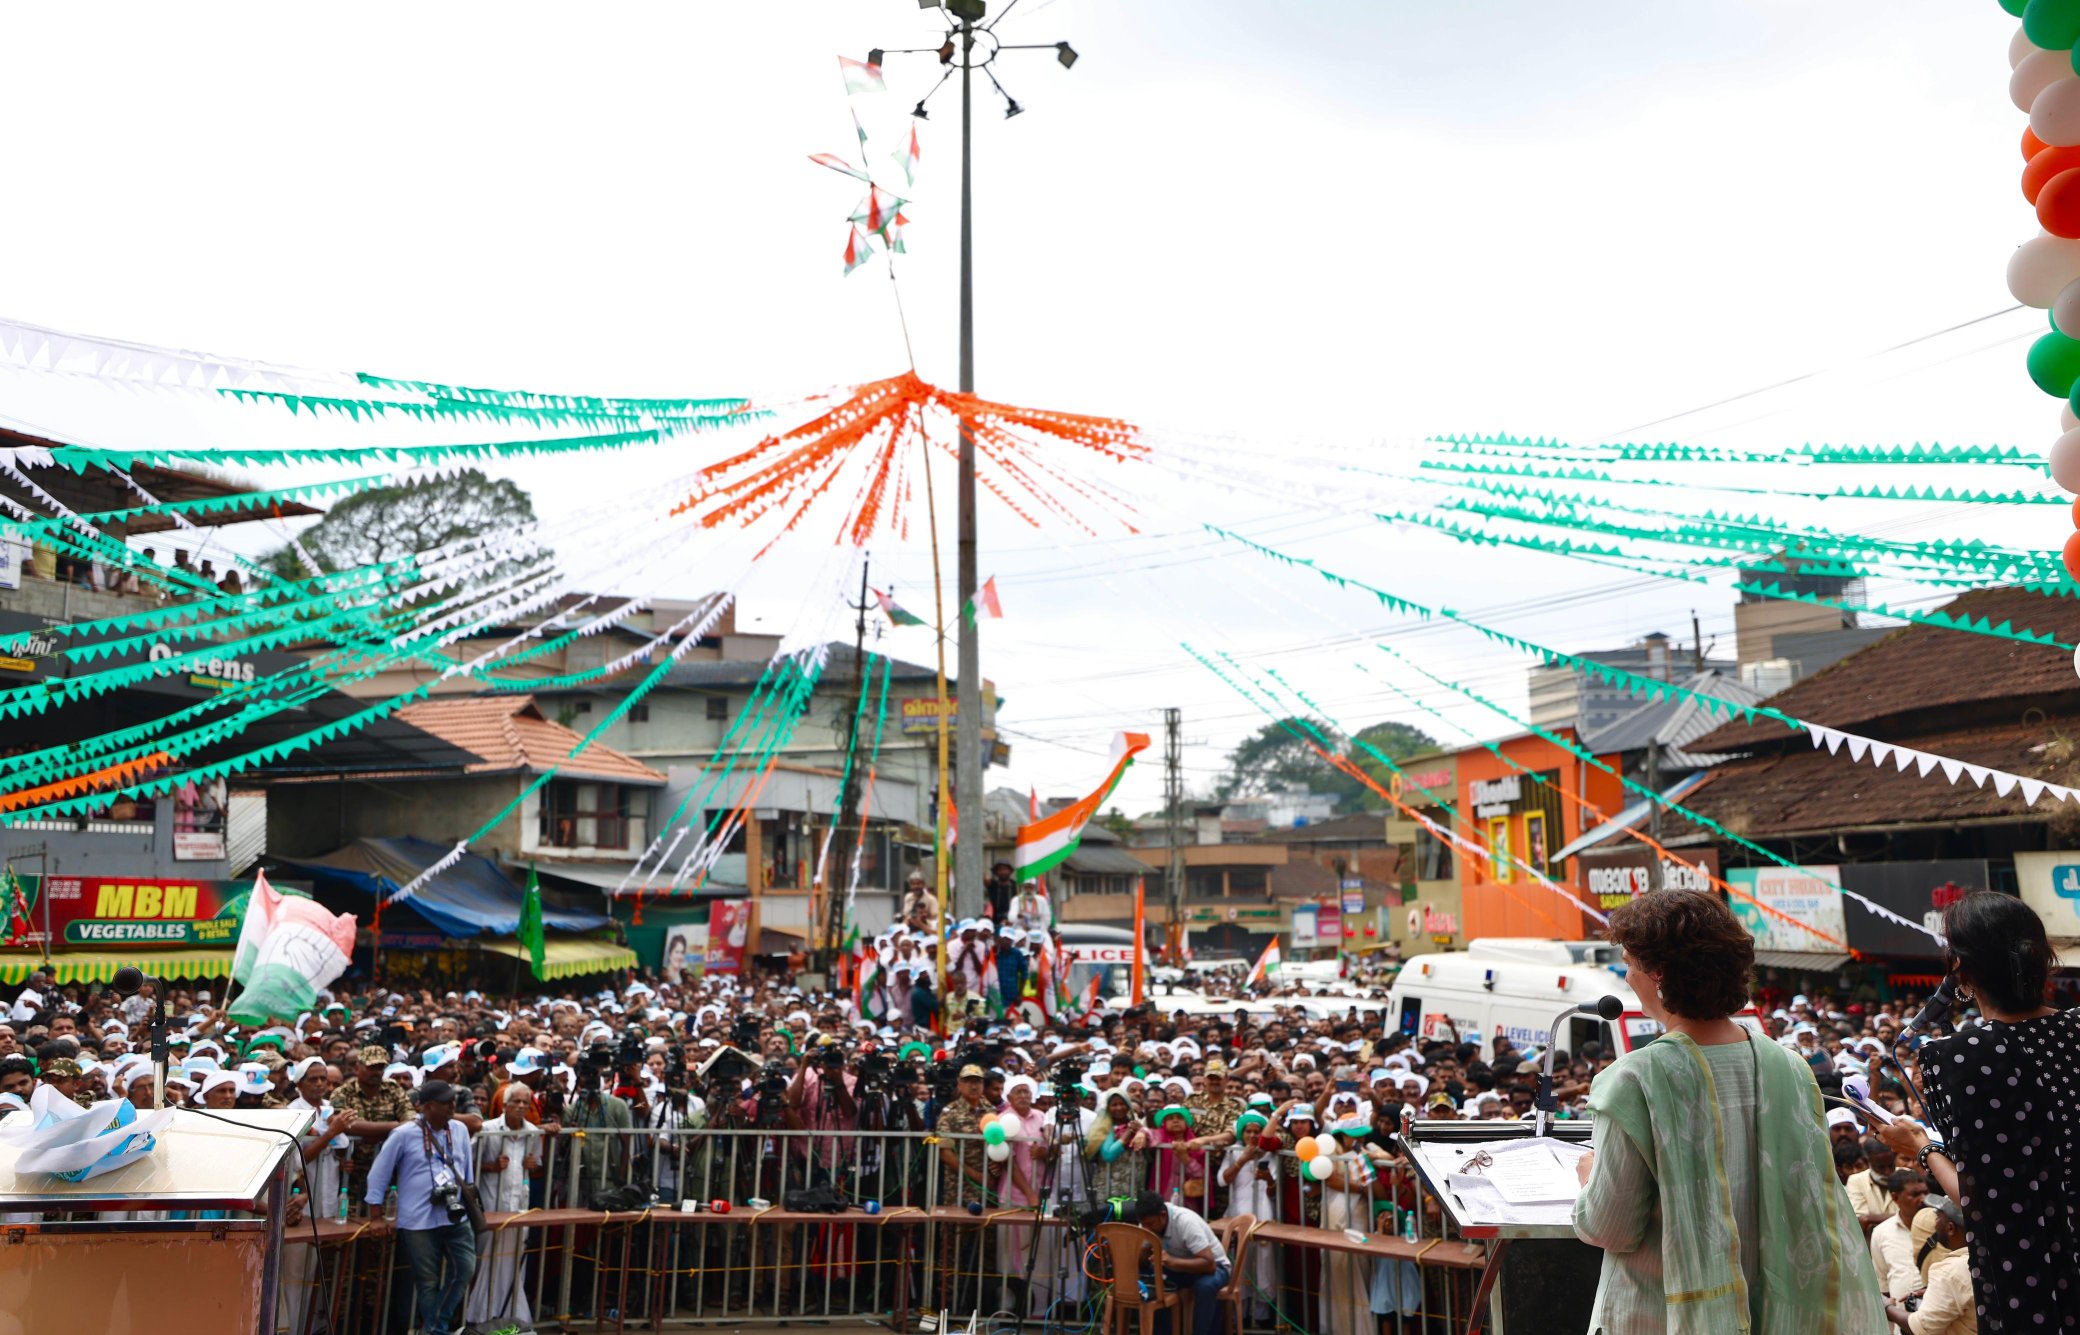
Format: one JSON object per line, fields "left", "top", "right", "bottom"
{"left": 112, "top": 966, "right": 146, "bottom": 997}
{"left": 1535, "top": 995, "right": 1624, "bottom": 1137}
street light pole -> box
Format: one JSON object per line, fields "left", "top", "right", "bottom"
{"left": 875, "top": 1, "right": 1076, "bottom": 920}
{"left": 955, "top": 11, "right": 983, "bottom": 922}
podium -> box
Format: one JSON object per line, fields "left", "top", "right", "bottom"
{"left": 1400, "top": 1119, "right": 1602, "bottom": 1335}
{"left": 0, "top": 1106, "right": 313, "bottom": 1335}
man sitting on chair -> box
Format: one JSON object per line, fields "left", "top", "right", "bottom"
{"left": 1135, "top": 1191, "right": 1230, "bottom": 1335}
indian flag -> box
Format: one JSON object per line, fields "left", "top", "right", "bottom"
{"left": 961, "top": 575, "right": 1004, "bottom": 626}
{"left": 874, "top": 587, "right": 926, "bottom": 626}
{"left": 228, "top": 872, "right": 358, "bottom": 1027}
{"left": 838, "top": 56, "right": 885, "bottom": 94}
{"left": 1245, "top": 937, "right": 1281, "bottom": 987}
{"left": 1012, "top": 731, "right": 1151, "bottom": 880}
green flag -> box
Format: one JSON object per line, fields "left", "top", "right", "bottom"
{"left": 519, "top": 865, "right": 546, "bottom": 980}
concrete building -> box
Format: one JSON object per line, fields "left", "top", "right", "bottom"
{"left": 1528, "top": 633, "right": 1734, "bottom": 735}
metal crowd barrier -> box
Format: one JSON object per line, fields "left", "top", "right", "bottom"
{"left": 269, "top": 1124, "right": 1491, "bottom": 1334}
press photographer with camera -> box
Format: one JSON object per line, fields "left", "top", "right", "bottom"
{"left": 366, "top": 1080, "right": 479, "bottom": 1335}
{"left": 787, "top": 1035, "right": 860, "bottom": 1177}
{"left": 568, "top": 1038, "right": 635, "bottom": 1201}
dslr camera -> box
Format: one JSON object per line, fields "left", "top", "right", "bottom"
{"left": 431, "top": 1179, "right": 464, "bottom": 1222}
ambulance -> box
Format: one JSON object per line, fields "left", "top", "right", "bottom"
{"left": 1384, "top": 938, "right": 1762, "bottom": 1061}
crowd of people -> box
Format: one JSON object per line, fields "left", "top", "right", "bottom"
{"left": 0, "top": 886, "right": 2060, "bottom": 1335}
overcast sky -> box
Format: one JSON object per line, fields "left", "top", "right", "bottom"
{"left": 0, "top": 1, "right": 2061, "bottom": 815}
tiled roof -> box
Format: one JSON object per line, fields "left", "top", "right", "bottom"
{"left": 396, "top": 696, "right": 667, "bottom": 786}
{"left": 1691, "top": 587, "right": 2080, "bottom": 754}
{"left": 1678, "top": 715, "right": 2080, "bottom": 839}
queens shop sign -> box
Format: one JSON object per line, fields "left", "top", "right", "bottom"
{"left": 1470, "top": 776, "right": 1522, "bottom": 819}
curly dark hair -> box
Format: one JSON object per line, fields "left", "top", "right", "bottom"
{"left": 1605, "top": 890, "right": 1755, "bottom": 1021}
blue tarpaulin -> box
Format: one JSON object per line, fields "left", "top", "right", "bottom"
{"left": 272, "top": 836, "right": 611, "bottom": 939}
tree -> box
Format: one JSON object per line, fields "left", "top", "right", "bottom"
{"left": 266, "top": 470, "right": 539, "bottom": 576}
{"left": 1215, "top": 716, "right": 1439, "bottom": 812}
{"left": 1100, "top": 806, "right": 1134, "bottom": 838}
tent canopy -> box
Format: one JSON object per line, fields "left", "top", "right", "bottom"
{"left": 272, "top": 837, "right": 611, "bottom": 939}
{"left": 0, "top": 949, "right": 232, "bottom": 986}
{"left": 479, "top": 937, "right": 637, "bottom": 981}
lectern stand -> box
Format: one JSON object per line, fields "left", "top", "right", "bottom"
{"left": 0, "top": 1106, "right": 313, "bottom": 1335}
{"left": 1399, "top": 1119, "right": 1601, "bottom": 1335}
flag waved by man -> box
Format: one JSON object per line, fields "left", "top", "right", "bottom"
{"left": 1246, "top": 937, "right": 1282, "bottom": 987}
{"left": 519, "top": 865, "right": 547, "bottom": 980}
{"left": 1013, "top": 731, "right": 1151, "bottom": 880}
{"left": 228, "top": 871, "right": 357, "bottom": 1026}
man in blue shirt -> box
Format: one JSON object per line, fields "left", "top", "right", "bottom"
{"left": 367, "top": 1080, "right": 477, "bottom": 1335}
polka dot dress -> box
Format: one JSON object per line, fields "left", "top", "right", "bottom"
{"left": 1919, "top": 1009, "right": 2080, "bottom": 1331}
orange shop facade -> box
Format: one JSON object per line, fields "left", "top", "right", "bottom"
{"left": 1452, "top": 729, "right": 1626, "bottom": 941}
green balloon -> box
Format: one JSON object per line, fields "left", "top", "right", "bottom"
{"left": 2007, "top": 0, "right": 2032, "bottom": 15}
{"left": 982, "top": 1121, "right": 1007, "bottom": 1145}
{"left": 2025, "top": 0, "right": 2080, "bottom": 48}
{"left": 2030, "top": 330, "right": 2080, "bottom": 396}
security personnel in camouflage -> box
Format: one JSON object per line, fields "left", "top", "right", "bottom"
{"left": 935, "top": 1064, "right": 992, "bottom": 1203}
{"left": 1186, "top": 1061, "right": 1246, "bottom": 1152}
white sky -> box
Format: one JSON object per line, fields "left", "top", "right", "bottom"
{"left": 0, "top": 1, "right": 2065, "bottom": 816}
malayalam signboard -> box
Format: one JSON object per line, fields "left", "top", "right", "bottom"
{"left": 15, "top": 875, "right": 306, "bottom": 948}
{"left": 1579, "top": 846, "right": 1722, "bottom": 912}
{"left": 2015, "top": 851, "right": 2080, "bottom": 941}
{"left": 1724, "top": 865, "right": 1848, "bottom": 953}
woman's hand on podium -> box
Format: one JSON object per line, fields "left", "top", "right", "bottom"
{"left": 1575, "top": 1150, "right": 1597, "bottom": 1187}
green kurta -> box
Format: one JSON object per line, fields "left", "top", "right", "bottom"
{"left": 1572, "top": 1032, "right": 1886, "bottom": 1335}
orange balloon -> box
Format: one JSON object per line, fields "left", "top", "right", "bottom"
{"left": 2064, "top": 530, "right": 2080, "bottom": 581}
{"left": 2029, "top": 126, "right": 2052, "bottom": 160}
{"left": 2043, "top": 170, "right": 2080, "bottom": 240}
{"left": 2026, "top": 146, "right": 2080, "bottom": 203}
{"left": 2070, "top": 496, "right": 2080, "bottom": 529}
{"left": 1294, "top": 1136, "right": 1320, "bottom": 1161}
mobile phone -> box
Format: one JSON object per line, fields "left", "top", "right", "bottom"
{"left": 1334, "top": 1080, "right": 1357, "bottom": 1092}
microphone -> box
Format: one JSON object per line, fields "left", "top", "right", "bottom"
{"left": 1903, "top": 977, "right": 1956, "bottom": 1035}
{"left": 112, "top": 966, "right": 146, "bottom": 997}
{"left": 1535, "top": 996, "right": 1625, "bottom": 1137}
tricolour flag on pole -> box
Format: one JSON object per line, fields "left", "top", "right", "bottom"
{"left": 838, "top": 56, "right": 885, "bottom": 94}
{"left": 228, "top": 871, "right": 357, "bottom": 1027}
{"left": 1012, "top": 731, "right": 1151, "bottom": 880}
{"left": 961, "top": 575, "right": 1004, "bottom": 626}
{"left": 518, "top": 865, "right": 547, "bottom": 980}
{"left": 1245, "top": 937, "right": 1281, "bottom": 987}
{"left": 873, "top": 587, "right": 926, "bottom": 626}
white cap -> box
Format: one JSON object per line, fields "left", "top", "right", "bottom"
{"left": 1825, "top": 1107, "right": 1860, "bottom": 1130}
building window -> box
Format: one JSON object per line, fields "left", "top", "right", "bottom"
{"left": 574, "top": 700, "right": 592, "bottom": 714}
{"left": 629, "top": 703, "right": 650, "bottom": 723}
{"left": 540, "top": 781, "right": 632, "bottom": 850}
{"left": 1486, "top": 816, "right": 1512, "bottom": 882}
{"left": 706, "top": 697, "right": 729, "bottom": 720}
{"left": 1413, "top": 824, "right": 1454, "bottom": 881}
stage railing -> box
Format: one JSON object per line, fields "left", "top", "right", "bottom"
{"left": 267, "top": 1124, "right": 1492, "bottom": 1333}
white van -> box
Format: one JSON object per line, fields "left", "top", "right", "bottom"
{"left": 1384, "top": 938, "right": 1760, "bottom": 1061}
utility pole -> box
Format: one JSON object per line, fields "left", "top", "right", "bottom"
{"left": 871, "top": 2, "right": 1079, "bottom": 919}
{"left": 1163, "top": 707, "right": 1184, "bottom": 963}
{"left": 1691, "top": 609, "right": 1704, "bottom": 675}
{"left": 822, "top": 558, "right": 874, "bottom": 969}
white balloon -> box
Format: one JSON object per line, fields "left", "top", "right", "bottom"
{"left": 2009, "top": 233, "right": 2080, "bottom": 306}
{"left": 2049, "top": 426, "right": 2080, "bottom": 493}
{"left": 2015, "top": 24, "right": 2049, "bottom": 71}
{"left": 2058, "top": 278, "right": 2080, "bottom": 342}
{"left": 2064, "top": 400, "right": 2078, "bottom": 433}
{"left": 2014, "top": 48, "right": 2073, "bottom": 113}
{"left": 2035, "top": 77, "right": 2080, "bottom": 147}
{"left": 985, "top": 1139, "right": 1012, "bottom": 1162}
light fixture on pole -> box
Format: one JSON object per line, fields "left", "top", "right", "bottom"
{"left": 870, "top": 0, "right": 1077, "bottom": 921}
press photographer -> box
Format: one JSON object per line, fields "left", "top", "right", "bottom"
{"left": 568, "top": 1038, "right": 634, "bottom": 1202}
{"left": 787, "top": 1034, "right": 861, "bottom": 1176}
{"left": 366, "top": 1080, "right": 479, "bottom": 1335}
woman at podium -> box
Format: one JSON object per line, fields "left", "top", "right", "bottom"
{"left": 1571, "top": 890, "right": 1887, "bottom": 1334}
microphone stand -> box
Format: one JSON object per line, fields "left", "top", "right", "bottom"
{"left": 1534, "top": 996, "right": 1623, "bottom": 1140}
{"left": 147, "top": 974, "right": 170, "bottom": 1111}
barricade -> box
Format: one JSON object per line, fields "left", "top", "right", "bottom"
{"left": 271, "top": 1125, "right": 1493, "bottom": 1332}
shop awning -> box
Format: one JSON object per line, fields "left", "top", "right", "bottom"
{"left": 1750, "top": 949, "right": 1852, "bottom": 972}
{"left": 478, "top": 937, "right": 637, "bottom": 981}
{"left": 0, "top": 949, "right": 232, "bottom": 986}
{"left": 274, "top": 837, "right": 611, "bottom": 938}
{"left": 1552, "top": 772, "right": 1712, "bottom": 862}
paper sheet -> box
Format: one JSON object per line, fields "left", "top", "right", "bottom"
{"left": 1444, "top": 1174, "right": 1577, "bottom": 1228}
{"left": 1480, "top": 1143, "right": 1583, "bottom": 1204}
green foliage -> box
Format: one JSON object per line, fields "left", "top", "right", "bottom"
{"left": 1099, "top": 806, "right": 1134, "bottom": 837}
{"left": 264, "top": 469, "right": 538, "bottom": 575}
{"left": 1215, "top": 716, "right": 1438, "bottom": 811}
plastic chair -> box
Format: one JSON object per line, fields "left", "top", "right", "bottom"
{"left": 1097, "top": 1222, "right": 1186, "bottom": 1335}
{"left": 1209, "top": 1215, "right": 1256, "bottom": 1335}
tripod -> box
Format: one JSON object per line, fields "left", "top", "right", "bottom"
{"left": 1010, "top": 1091, "right": 1099, "bottom": 1335}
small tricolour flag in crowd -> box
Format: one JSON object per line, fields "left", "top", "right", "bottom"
{"left": 228, "top": 871, "right": 357, "bottom": 1027}
{"left": 1246, "top": 937, "right": 1281, "bottom": 987}
{"left": 961, "top": 575, "right": 1004, "bottom": 626}
{"left": 518, "top": 865, "right": 547, "bottom": 980}
{"left": 873, "top": 587, "right": 926, "bottom": 626}
{"left": 1013, "top": 731, "right": 1151, "bottom": 880}
{"left": 839, "top": 56, "right": 885, "bottom": 95}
